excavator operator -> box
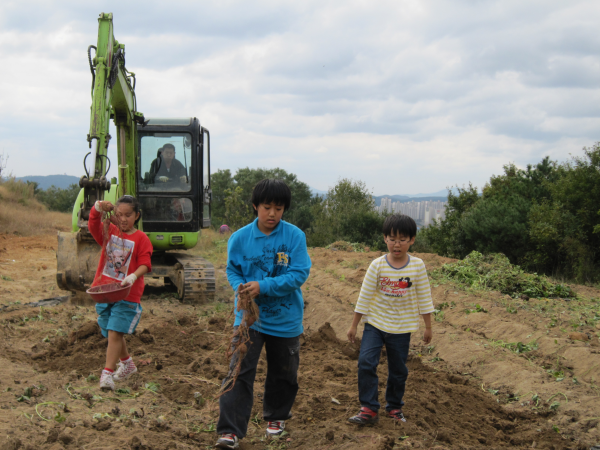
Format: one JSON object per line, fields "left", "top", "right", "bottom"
{"left": 150, "top": 144, "right": 188, "bottom": 184}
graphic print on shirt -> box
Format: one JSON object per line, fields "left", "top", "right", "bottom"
{"left": 243, "top": 244, "right": 293, "bottom": 317}
{"left": 103, "top": 235, "right": 135, "bottom": 281}
{"left": 380, "top": 276, "right": 412, "bottom": 298}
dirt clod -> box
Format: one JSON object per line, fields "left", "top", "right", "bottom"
{"left": 377, "top": 435, "right": 395, "bottom": 450}
{"left": 0, "top": 438, "right": 22, "bottom": 450}
{"left": 569, "top": 332, "right": 589, "bottom": 341}
{"left": 46, "top": 429, "right": 59, "bottom": 444}
{"left": 325, "top": 430, "right": 334, "bottom": 441}
{"left": 92, "top": 421, "right": 111, "bottom": 431}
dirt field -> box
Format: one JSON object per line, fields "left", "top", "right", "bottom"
{"left": 1, "top": 233, "right": 600, "bottom": 449}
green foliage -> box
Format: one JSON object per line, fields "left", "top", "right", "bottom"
{"left": 36, "top": 183, "right": 80, "bottom": 212}
{"left": 435, "top": 251, "right": 575, "bottom": 298}
{"left": 211, "top": 167, "right": 313, "bottom": 231}
{"left": 307, "top": 178, "right": 386, "bottom": 251}
{"left": 421, "top": 146, "right": 600, "bottom": 282}
{"left": 420, "top": 183, "right": 480, "bottom": 258}
{"left": 223, "top": 186, "right": 252, "bottom": 230}
{"left": 527, "top": 144, "right": 600, "bottom": 281}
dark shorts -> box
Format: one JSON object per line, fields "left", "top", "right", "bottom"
{"left": 96, "top": 301, "right": 143, "bottom": 337}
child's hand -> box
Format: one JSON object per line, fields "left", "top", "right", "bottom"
{"left": 121, "top": 273, "right": 137, "bottom": 287}
{"left": 240, "top": 281, "right": 260, "bottom": 299}
{"left": 98, "top": 201, "right": 114, "bottom": 212}
{"left": 347, "top": 325, "right": 358, "bottom": 344}
{"left": 423, "top": 328, "right": 432, "bottom": 344}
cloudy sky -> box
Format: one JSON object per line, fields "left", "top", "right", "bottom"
{"left": 1, "top": 1, "right": 598, "bottom": 195}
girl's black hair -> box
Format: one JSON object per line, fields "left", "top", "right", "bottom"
{"left": 383, "top": 214, "right": 417, "bottom": 238}
{"left": 116, "top": 195, "right": 142, "bottom": 225}
{"left": 251, "top": 179, "right": 291, "bottom": 215}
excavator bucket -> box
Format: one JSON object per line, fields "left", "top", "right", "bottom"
{"left": 56, "top": 231, "right": 101, "bottom": 293}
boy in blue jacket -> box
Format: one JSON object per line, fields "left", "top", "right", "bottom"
{"left": 215, "top": 179, "right": 312, "bottom": 450}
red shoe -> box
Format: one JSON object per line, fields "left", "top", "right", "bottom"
{"left": 348, "top": 407, "right": 379, "bottom": 425}
{"left": 388, "top": 409, "right": 406, "bottom": 422}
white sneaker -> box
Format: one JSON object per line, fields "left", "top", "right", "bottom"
{"left": 113, "top": 358, "right": 137, "bottom": 382}
{"left": 99, "top": 370, "right": 115, "bottom": 391}
{"left": 266, "top": 420, "right": 285, "bottom": 437}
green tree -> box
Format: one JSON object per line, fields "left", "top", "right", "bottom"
{"left": 528, "top": 144, "right": 600, "bottom": 281}
{"left": 307, "top": 178, "right": 386, "bottom": 250}
{"left": 422, "top": 158, "right": 558, "bottom": 263}
{"left": 420, "top": 183, "right": 480, "bottom": 258}
{"left": 210, "top": 169, "right": 234, "bottom": 225}
{"left": 36, "top": 184, "right": 80, "bottom": 212}
{"left": 210, "top": 167, "right": 313, "bottom": 231}
{"left": 224, "top": 186, "right": 252, "bottom": 230}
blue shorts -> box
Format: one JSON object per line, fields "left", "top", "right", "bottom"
{"left": 96, "top": 301, "right": 143, "bottom": 338}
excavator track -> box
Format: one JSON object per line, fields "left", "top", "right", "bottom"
{"left": 151, "top": 252, "right": 216, "bottom": 304}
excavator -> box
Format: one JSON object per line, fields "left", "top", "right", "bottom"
{"left": 56, "top": 12, "right": 215, "bottom": 302}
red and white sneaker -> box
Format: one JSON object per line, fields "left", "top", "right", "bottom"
{"left": 99, "top": 370, "right": 115, "bottom": 391}
{"left": 388, "top": 409, "right": 407, "bottom": 422}
{"left": 348, "top": 407, "right": 379, "bottom": 425}
{"left": 113, "top": 357, "right": 137, "bottom": 382}
{"left": 215, "top": 433, "right": 239, "bottom": 449}
{"left": 266, "top": 420, "right": 285, "bottom": 437}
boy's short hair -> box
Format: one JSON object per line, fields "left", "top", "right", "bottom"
{"left": 383, "top": 214, "right": 417, "bottom": 238}
{"left": 251, "top": 179, "right": 291, "bottom": 215}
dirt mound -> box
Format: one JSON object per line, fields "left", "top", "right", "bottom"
{"left": 2, "top": 235, "right": 600, "bottom": 449}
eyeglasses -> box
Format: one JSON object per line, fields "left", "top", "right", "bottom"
{"left": 386, "top": 237, "right": 411, "bottom": 244}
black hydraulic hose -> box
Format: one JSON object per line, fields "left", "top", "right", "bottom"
{"left": 98, "top": 154, "right": 111, "bottom": 177}
{"left": 83, "top": 152, "right": 91, "bottom": 178}
{"left": 87, "top": 46, "right": 96, "bottom": 98}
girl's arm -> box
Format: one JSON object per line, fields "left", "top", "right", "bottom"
{"left": 133, "top": 265, "right": 149, "bottom": 278}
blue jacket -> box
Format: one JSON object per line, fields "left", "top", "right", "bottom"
{"left": 226, "top": 218, "right": 311, "bottom": 338}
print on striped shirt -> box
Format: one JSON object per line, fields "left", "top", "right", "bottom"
{"left": 381, "top": 276, "right": 413, "bottom": 297}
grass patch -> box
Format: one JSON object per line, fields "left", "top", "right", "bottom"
{"left": 433, "top": 251, "right": 576, "bottom": 299}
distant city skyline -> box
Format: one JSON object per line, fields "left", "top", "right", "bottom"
{"left": 376, "top": 197, "right": 448, "bottom": 227}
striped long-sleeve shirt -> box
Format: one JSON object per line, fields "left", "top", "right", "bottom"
{"left": 354, "top": 254, "right": 434, "bottom": 334}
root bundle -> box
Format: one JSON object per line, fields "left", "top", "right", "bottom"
{"left": 217, "top": 285, "right": 260, "bottom": 396}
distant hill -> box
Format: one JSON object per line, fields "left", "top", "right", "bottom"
{"left": 15, "top": 175, "right": 79, "bottom": 190}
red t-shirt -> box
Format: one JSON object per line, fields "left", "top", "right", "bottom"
{"left": 89, "top": 207, "right": 153, "bottom": 303}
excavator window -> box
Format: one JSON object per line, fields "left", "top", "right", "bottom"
{"left": 139, "top": 197, "right": 193, "bottom": 222}
{"left": 139, "top": 133, "right": 192, "bottom": 192}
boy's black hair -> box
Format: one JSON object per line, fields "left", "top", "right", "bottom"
{"left": 383, "top": 214, "right": 417, "bottom": 238}
{"left": 251, "top": 179, "right": 291, "bottom": 215}
{"left": 116, "top": 195, "right": 142, "bottom": 225}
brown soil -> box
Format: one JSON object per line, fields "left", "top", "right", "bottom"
{"left": 1, "top": 235, "right": 599, "bottom": 449}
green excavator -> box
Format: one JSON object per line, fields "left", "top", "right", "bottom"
{"left": 56, "top": 12, "right": 215, "bottom": 302}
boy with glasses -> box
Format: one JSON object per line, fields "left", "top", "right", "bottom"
{"left": 347, "top": 214, "right": 434, "bottom": 425}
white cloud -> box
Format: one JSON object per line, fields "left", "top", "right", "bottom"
{"left": 0, "top": 0, "right": 598, "bottom": 195}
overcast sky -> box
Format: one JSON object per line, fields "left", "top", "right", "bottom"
{"left": 1, "top": 1, "right": 598, "bottom": 196}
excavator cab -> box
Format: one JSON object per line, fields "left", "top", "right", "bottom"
{"left": 137, "top": 117, "right": 211, "bottom": 249}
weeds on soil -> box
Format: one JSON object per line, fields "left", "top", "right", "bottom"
{"left": 433, "top": 251, "right": 576, "bottom": 299}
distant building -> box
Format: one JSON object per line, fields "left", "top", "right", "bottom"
{"left": 375, "top": 197, "right": 447, "bottom": 227}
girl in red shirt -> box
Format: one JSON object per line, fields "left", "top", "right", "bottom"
{"left": 89, "top": 196, "right": 153, "bottom": 391}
